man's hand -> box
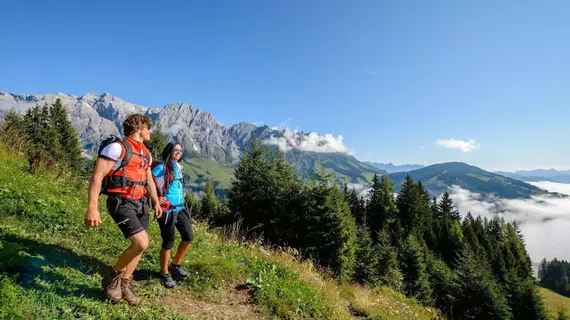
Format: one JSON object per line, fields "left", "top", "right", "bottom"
{"left": 158, "top": 196, "right": 167, "bottom": 205}
{"left": 84, "top": 208, "right": 102, "bottom": 227}
{"left": 154, "top": 203, "right": 163, "bottom": 219}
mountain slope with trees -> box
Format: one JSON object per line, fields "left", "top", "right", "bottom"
{"left": 390, "top": 162, "right": 548, "bottom": 199}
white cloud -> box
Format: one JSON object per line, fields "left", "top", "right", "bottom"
{"left": 347, "top": 183, "right": 371, "bottom": 198}
{"left": 448, "top": 185, "right": 570, "bottom": 262}
{"left": 526, "top": 181, "right": 570, "bottom": 196}
{"left": 436, "top": 138, "right": 480, "bottom": 152}
{"left": 164, "top": 122, "right": 186, "bottom": 136}
{"left": 367, "top": 70, "right": 380, "bottom": 75}
{"left": 264, "top": 128, "right": 355, "bottom": 155}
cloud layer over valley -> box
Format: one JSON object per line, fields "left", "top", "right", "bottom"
{"left": 448, "top": 184, "right": 570, "bottom": 262}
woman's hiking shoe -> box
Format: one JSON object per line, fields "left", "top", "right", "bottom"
{"left": 102, "top": 268, "right": 123, "bottom": 302}
{"left": 121, "top": 277, "right": 141, "bottom": 305}
{"left": 160, "top": 273, "right": 177, "bottom": 288}
{"left": 170, "top": 263, "right": 189, "bottom": 279}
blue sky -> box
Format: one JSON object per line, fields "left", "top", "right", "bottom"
{"left": 1, "top": 0, "right": 569, "bottom": 171}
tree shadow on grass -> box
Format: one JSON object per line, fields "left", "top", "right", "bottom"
{"left": 0, "top": 232, "right": 109, "bottom": 301}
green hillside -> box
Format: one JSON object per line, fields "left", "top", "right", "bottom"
{"left": 182, "top": 156, "right": 235, "bottom": 190}
{"left": 389, "top": 162, "right": 547, "bottom": 199}
{"left": 181, "top": 150, "right": 385, "bottom": 192}
{"left": 540, "top": 287, "right": 570, "bottom": 318}
{"left": 0, "top": 145, "right": 438, "bottom": 320}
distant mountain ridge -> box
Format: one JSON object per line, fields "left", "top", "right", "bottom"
{"left": 364, "top": 161, "right": 425, "bottom": 173}
{"left": 390, "top": 162, "right": 551, "bottom": 199}
{"left": 495, "top": 169, "right": 570, "bottom": 184}
{"left": 0, "top": 92, "right": 383, "bottom": 185}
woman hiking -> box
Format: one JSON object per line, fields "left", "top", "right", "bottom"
{"left": 152, "top": 142, "right": 193, "bottom": 288}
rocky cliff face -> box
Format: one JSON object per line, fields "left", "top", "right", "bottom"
{"left": 0, "top": 92, "right": 317, "bottom": 165}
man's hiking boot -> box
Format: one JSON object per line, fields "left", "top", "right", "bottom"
{"left": 159, "top": 273, "right": 177, "bottom": 289}
{"left": 102, "top": 268, "right": 123, "bottom": 302}
{"left": 170, "top": 263, "right": 189, "bottom": 280}
{"left": 121, "top": 277, "right": 141, "bottom": 305}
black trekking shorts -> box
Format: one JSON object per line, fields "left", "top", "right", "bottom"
{"left": 157, "top": 208, "right": 193, "bottom": 249}
{"left": 106, "top": 196, "right": 149, "bottom": 239}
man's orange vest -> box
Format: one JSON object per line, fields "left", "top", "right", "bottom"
{"left": 102, "top": 137, "right": 151, "bottom": 200}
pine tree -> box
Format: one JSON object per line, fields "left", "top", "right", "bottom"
{"left": 354, "top": 226, "right": 379, "bottom": 285}
{"left": 538, "top": 258, "right": 548, "bottom": 280}
{"left": 396, "top": 175, "right": 419, "bottom": 235}
{"left": 0, "top": 107, "right": 27, "bottom": 152}
{"left": 50, "top": 98, "right": 83, "bottom": 173}
{"left": 366, "top": 174, "right": 382, "bottom": 233}
{"left": 376, "top": 227, "right": 403, "bottom": 291}
{"left": 228, "top": 140, "right": 303, "bottom": 246}
{"left": 369, "top": 175, "right": 399, "bottom": 243}
{"left": 347, "top": 189, "right": 366, "bottom": 227}
{"left": 305, "top": 173, "right": 357, "bottom": 281}
{"left": 433, "top": 193, "right": 464, "bottom": 265}
{"left": 199, "top": 179, "right": 219, "bottom": 221}
{"left": 399, "top": 234, "right": 433, "bottom": 305}
{"left": 451, "top": 248, "right": 512, "bottom": 320}
{"left": 24, "top": 105, "right": 49, "bottom": 171}
{"left": 426, "top": 255, "right": 455, "bottom": 315}
{"left": 145, "top": 120, "right": 167, "bottom": 160}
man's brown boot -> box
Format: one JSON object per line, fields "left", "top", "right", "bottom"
{"left": 121, "top": 276, "right": 141, "bottom": 305}
{"left": 102, "top": 268, "right": 123, "bottom": 302}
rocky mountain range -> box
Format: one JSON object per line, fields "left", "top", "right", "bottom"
{"left": 0, "top": 92, "right": 382, "bottom": 183}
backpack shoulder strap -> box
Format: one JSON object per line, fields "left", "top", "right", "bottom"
{"left": 118, "top": 139, "right": 133, "bottom": 170}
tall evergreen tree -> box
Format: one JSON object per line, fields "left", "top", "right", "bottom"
{"left": 145, "top": 120, "right": 167, "bottom": 160}
{"left": 426, "top": 255, "right": 455, "bottom": 315}
{"left": 433, "top": 192, "right": 464, "bottom": 265}
{"left": 347, "top": 189, "right": 366, "bottom": 227}
{"left": 396, "top": 175, "right": 419, "bottom": 235}
{"left": 0, "top": 107, "right": 27, "bottom": 152}
{"left": 228, "top": 140, "right": 303, "bottom": 246}
{"left": 451, "top": 248, "right": 512, "bottom": 320}
{"left": 399, "top": 234, "right": 433, "bottom": 305}
{"left": 369, "top": 175, "right": 399, "bottom": 243}
{"left": 304, "top": 173, "right": 357, "bottom": 281}
{"left": 199, "top": 179, "right": 219, "bottom": 221}
{"left": 354, "top": 226, "right": 379, "bottom": 285}
{"left": 50, "top": 98, "right": 83, "bottom": 173}
{"left": 376, "top": 227, "right": 403, "bottom": 291}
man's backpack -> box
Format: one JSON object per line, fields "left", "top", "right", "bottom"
{"left": 97, "top": 135, "right": 134, "bottom": 195}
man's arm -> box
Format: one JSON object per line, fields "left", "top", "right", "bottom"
{"left": 147, "top": 167, "right": 163, "bottom": 218}
{"left": 85, "top": 157, "right": 116, "bottom": 227}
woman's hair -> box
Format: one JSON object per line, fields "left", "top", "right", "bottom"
{"left": 160, "top": 142, "right": 182, "bottom": 192}
{"left": 122, "top": 114, "right": 152, "bottom": 136}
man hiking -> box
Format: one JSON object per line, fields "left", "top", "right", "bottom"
{"left": 151, "top": 142, "right": 193, "bottom": 288}
{"left": 84, "top": 114, "right": 162, "bottom": 305}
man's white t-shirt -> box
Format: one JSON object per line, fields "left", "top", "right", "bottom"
{"left": 99, "top": 142, "right": 152, "bottom": 170}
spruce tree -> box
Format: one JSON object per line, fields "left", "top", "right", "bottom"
{"left": 426, "top": 255, "right": 455, "bottom": 315}
{"left": 145, "top": 120, "right": 167, "bottom": 160}
{"left": 228, "top": 140, "right": 303, "bottom": 246}
{"left": 0, "top": 107, "right": 26, "bottom": 152}
{"left": 396, "top": 175, "right": 419, "bottom": 235}
{"left": 452, "top": 248, "right": 512, "bottom": 320}
{"left": 376, "top": 227, "right": 403, "bottom": 291}
{"left": 50, "top": 98, "right": 83, "bottom": 173}
{"left": 199, "top": 179, "right": 219, "bottom": 221}
{"left": 354, "top": 226, "right": 379, "bottom": 285}
{"left": 305, "top": 173, "right": 357, "bottom": 281}
{"left": 399, "top": 234, "right": 433, "bottom": 305}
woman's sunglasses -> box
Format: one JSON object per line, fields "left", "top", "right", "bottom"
{"left": 173, "top": 148, "right": 183, "bottom": 152}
